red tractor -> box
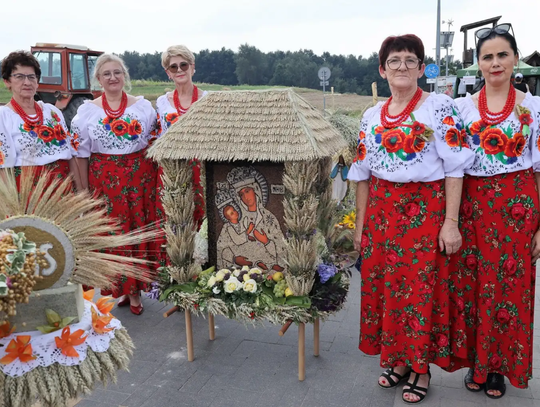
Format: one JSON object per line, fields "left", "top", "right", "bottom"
{"left": 31, "top": 43, "right": 104, "bottom": 127}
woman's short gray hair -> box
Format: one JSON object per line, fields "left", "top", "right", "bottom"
{"left": 161, "top": 45, "right": 195, "bottom": 69}
{"left": 92, "top": 53, "right": 132, "bottom": 92}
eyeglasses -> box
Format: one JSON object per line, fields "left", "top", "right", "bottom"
{"left": 386, "top": 58, "right": 421, "bottom": 70}
{"left": 101, "top": 70, "right": 124, "bottom": 79}
{"left": 11, "top": 73, "right": 38, "bottom": 82}
{"left": 475, "top": 23, "right": 514, "bottom": 44}
{"left": 168, "top": 62, "right": 190, "bottom": 73}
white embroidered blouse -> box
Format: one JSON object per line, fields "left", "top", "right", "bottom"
{"left": 0, "top": 102, "right": 74, "bottom": 167}
{"left": 71, "top": 98, "right": 159, "bottom": 158}
{"left": 348, "top": 93, "right": 475, "bottom": 183}
{"left": 455, "top": 93, "right": 540, "bottom": 176}
{"left": 155, "top": 90, "right": 208, "bottom": 133}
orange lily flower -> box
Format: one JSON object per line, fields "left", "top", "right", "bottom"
{"left": 83, "top": 289, "right": 95, "bottom": 302}
{"left": 91, "top": 308, "right": 113, "bottom": 334}
{"left": 0, "top": 336, "right": 36, "bottom": 365}
{"left": 55, "top": 327, "right": 88, "bottom": 357}
{"left": 95, "top": 297, "right": 115, "bottom": 315}
{"left": 0, "top": 322, "right": 15, "bottom": 339}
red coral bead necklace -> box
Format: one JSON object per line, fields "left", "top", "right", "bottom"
{"left": 173, "top": 85, "right": 199, "bottom": 115}
{"left": 380, "top": 87, "right": 423, "bottom": 129}
{"left": 10, "top": 98, "right": 43, "bottom": 127}
{"left": 478, "top": 85, "right": 516, "bottom": 125}
{"left": 102, "top": 91, "right": 128, "bottom": 119}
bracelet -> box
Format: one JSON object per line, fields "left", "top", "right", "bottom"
{"left": 445, "top": 217, "right": 458, "bottom": 223}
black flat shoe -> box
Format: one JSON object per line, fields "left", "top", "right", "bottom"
{"left": 402, "top": 368, "right": 431, "bottom": 404}
{"left": 464, "top": 368, "right": 484, "bottom": 392}
{"left": 485, "top": 373, "right": 506, "bottom": 399}
{"left": 378, "top": 367, "right": 411, "bottom": 389}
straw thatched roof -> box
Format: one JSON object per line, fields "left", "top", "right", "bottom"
{"left": 147, "top": 89, "right": 348, "bottom": 162}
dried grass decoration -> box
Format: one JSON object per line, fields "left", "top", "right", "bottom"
{"left": 0, "top": 167, "right": 162, "bottom": 407}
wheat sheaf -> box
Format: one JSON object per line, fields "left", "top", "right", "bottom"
{"left": 0, "top": 167, "right": 162, "bottom": 289}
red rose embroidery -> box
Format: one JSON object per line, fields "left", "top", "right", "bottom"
{"left": 489, "top": 355, "right": 502, "bottom": 369}
{"left": 480, "top": 128, "right": 508, "bottom": 155}
{"left": 410, "top": 121, "right": 425, "bottom": 136}
{"left": 436, "top": 333, "right": 448, "bottom": 347}
{"left": 465, "top": 254, "right": 477, "bottom": 270}
{"left": 128, "top": 120, "right": 142, "bottom": 136}
{"left": 361, "top": 233, "right": 369, "bottom": 247}
{"left": 456, "top": 297, "right": 465, "bottom": 312}
{"left": 462, "top": 201, "right": 473, "bottom": 219}
{"left": 402, "top": 135, "right": 425, "bottom": 153}
{"left": 385, "top": 250, "right": 399, "bottom": 265}
{"left": 445, "top": 128, "right": 461, "bottom": 147}
{"left": 408, "top": 317, "right": 421, "bottom": 331}
{"left": 405, "top": 202, "right": 420, "bottom": 217}
{"left": 519, "top": 113, "right": 532, "bottom": 126}
{"left": 496, "top": 308, "right": 510, "bottom": 324}
{"left": 503, "top": 258, "right": 517, "bottom": 275}
{"left": 510, "top": 203, "right": 526, "bottom": 220}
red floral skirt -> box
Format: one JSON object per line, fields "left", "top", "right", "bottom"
{"left": 14, "top": 160, "right": 71, "bottom": 190}
{"left": 447, "top": 169, "right": 539, "bottom": 388}
{"left": 359, "top": 176, "right": 451, "bottom": 374}
{"left": 155, "top": 159, "right": 205, "bottom": 265}
{"left": 89, "top": 149, "right": 159, "bottom": 297}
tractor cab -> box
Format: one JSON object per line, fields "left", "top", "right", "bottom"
{"left": 31, "top": 43, "right": 104, "bottom": 127}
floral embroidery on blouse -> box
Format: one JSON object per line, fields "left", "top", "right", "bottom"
{"left": 0, "top": 141, "right": 4, "bottom": 165}
{"left": 466, "top": 106, "right": 531, "bottom": 166}
{"left": 20, "top": 111, "right": 68, "bottom": 148}
{"left": 164, "top": 112, "right": 179, "bottom": 128}
{"left": 99, "top": 116, "right": 142, "bottom": 141}
{"left": 70, "top": 133, "right": 80, "bottom": 152}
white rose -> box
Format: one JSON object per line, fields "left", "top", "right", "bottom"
{"left": 233, "top": 269, "right": 240, "bottom": 277}
{"left": 215, "top": 270, "right": 226, "bottom": 282}
{"left": 207, "top": 276, "right": 217, "bottom": 287}
{"left": 212, "top": 286, "right": 221, "bottom": 294}
{"left": 241, "top": 266, "right": 250, "bottom": 272}
{"left": 243, "top": 279, "right": 258, "bottom": 293}
{"left": 249, "top": 268, "right": 261, "bottom": 274}
{"left": 243, "top": 273, "right": 251, "bottom": 282}
{"left": 224, "top": 276, "right": 241, "bottom": 293}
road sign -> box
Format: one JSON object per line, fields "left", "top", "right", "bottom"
{"left": 318, "top": 67, "right": 331, "bottom": 80}
{"left": 425, "top": 64, "right": 440, "bottom": 79}
{"left": 426, "top": 78, "right": 436, "bottom": 84}
{"left": 320, "top": 81, "right": 329, "bottom": 86}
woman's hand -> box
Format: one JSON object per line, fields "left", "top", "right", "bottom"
{"left": 531, "top": 230, "right": 540, "bottom": 263}
{"left": 353, "top": 227, "right": 364, "bottom": 253}
{"left": 438, "top": 220, "right": 462, "bottom": 255}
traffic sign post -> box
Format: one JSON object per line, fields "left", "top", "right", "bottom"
{"left": 318, "top": 67, "right": 331, "bottom": 115}
{"left": 424, "top": 63, "right": 440, "bottom": 93}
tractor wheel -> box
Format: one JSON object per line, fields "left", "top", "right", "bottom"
{"left": 63, "top": 97, "right": 90, "bottom": 130}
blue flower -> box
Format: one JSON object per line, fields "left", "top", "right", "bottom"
{"left": 405, "top": 153, "right": 416, "bottom": 161}
{"left": 507, "top": 157, "right": 518, "bottom": 164}
{"left": 317, "top": 263, "right": 337, "bottom": 284}
{"left": 29, "top": 131, "right": 37, "bottom": 137}
{"left": 472, "top": 134, "right": 480, "bottom": 145}
{"left": 105, "top": 124, "right": 111, "bottom": 131}
{"left": 375, "top": 134, "right": 382, "bottom": 144}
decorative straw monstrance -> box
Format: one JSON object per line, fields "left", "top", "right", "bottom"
{"left": 147, "top": 89, "right": 349, "bottom": 381}
{"left": 0, "top": 168, "right": 160, "bottom": 407}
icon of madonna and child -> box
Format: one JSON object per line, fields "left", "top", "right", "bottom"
{"left": 215, "top": 166, "right": 285, "bottom": 273}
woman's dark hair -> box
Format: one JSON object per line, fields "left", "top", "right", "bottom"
{"left": 1, "top": 50, "right": 41, "bottom": 81}
{"left": 379, "top": 34, "right": 425, "bottom": 69}
{"left": 476, "top": 31, "right": 518, "bottom": 58}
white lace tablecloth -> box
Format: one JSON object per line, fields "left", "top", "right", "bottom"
{"left": 0, "top": 300, "right": 123, "bottom": 377}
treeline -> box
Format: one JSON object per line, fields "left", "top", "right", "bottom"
{"left": 119, "top": 44, "right": 461, "bottom": 97}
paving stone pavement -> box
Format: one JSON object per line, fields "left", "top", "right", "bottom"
{"left": 74, "top": 268, "right": 540, "bottom": 407}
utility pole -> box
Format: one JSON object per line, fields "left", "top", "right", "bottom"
{"left": 435, "top": 0, "right": 441, "bottom": 93}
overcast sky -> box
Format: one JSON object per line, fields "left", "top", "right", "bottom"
{"left": 2, "top": 0, "right": 538, "bottom": 63}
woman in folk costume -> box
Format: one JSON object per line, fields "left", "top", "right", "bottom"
{"left": 0, "top": 51, "right": 80, "bottom": 188}
{"left": 155, "top": 45, "right": 207, "bottom": 229}
{"left": 71, "top": 54, "right": 160, "bottom": 315}
{"left": 449, "top": 24, "right": 540, "bottom": 399}
{"left": 349, "top": 34, "right": 474, "bottom": 404}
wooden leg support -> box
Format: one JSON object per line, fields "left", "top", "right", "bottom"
{"left": 163, "top": 306, "right": 179, "bottom": 318}
{"left": 314, "top": 318, "right": 320, "bottom": 357}
{"left": 185, "top": 309, "right": 194, "bottom": 362}
{"left": 208, "top": 313, "right": 215, "bottom": 340}
{"left": 279, "top": 320, "right": 293, "bottom": 336}
{"left": 298, "top": 322, "right": 305, "bottom": 381}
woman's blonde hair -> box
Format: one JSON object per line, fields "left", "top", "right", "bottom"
{"left": 161, "top": 45, "right": 195, "bottom": 69}
{"left": 92, "top": 53, "right": 132, "bottom": 92}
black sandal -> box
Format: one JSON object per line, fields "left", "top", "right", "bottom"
{"left": 402, "top": 368, "right": 431, "bottom": 404}
{"left": 485, "top": 373, "right": 506, "bottom": 399}
{"left": 464, "top": 368, "right": 484, "bottom": 392}
{"left": 378, "top": 367, "right": 411, "bottom": 389}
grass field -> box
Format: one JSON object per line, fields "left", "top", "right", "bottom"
{"left": 0, "top": 80, "right": 373, "bottom": 115}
